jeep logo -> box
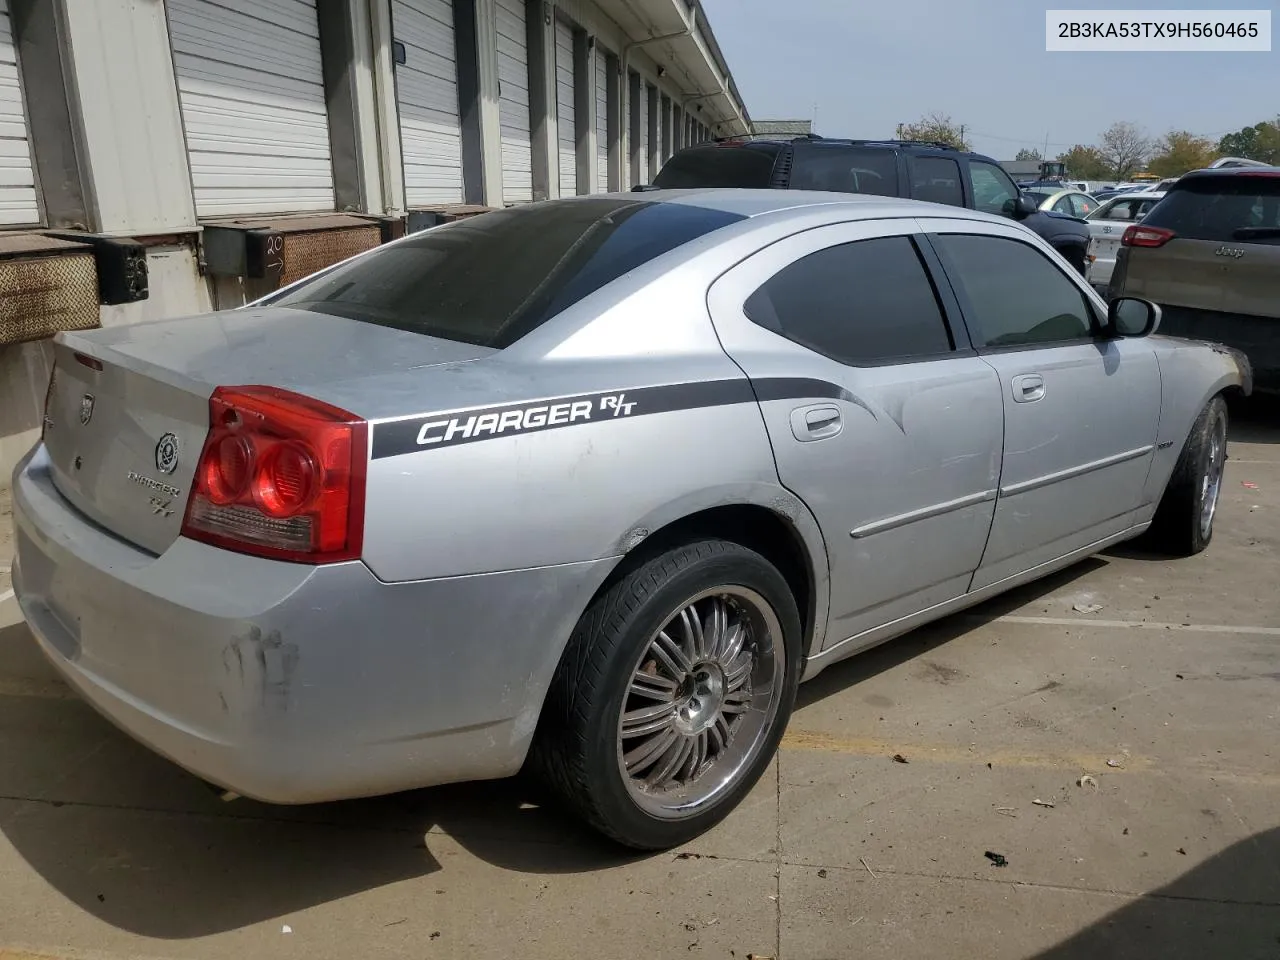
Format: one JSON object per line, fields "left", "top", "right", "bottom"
{"left": 1214, "top": 246, "right": 1245, "bottom": 259}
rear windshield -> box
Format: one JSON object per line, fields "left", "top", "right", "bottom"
{"left": 788, "top": 146, "right": 899, "bottom": 196}
{"left": 1142, "top": 175, "right": 1280, "bottom": 243}
{"left": 652, "top": 145, "right": 779, "bottom": 188}
{"left": 269, "top": 198, "right": 746, "bottom": 347}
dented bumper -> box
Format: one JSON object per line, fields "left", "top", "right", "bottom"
{"left": 11, "top": 443, "right": 613, "bottom": 803}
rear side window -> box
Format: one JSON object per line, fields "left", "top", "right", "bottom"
{"left": 269, "top": 198, "right": 745, "bottom": 348}
{"left": 1141, "top": 175, "right": 1280, "bottom": 244}
{"left": 910, "top": 156, "right": 964, "bottom": 206}
{"left": 934, "top": 234, "right": 1094, "bottom": 348}
{"left": 788, "top": 147, "right": 899, "bottom": 196}
{"left": 744, "top": 236, "right": 953, "bottom": 364}
{"left": 652, "top": 145, "right": 778, "bottom": 188}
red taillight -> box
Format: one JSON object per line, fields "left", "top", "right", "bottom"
{"left": 1121, "top": 225, "right": 1175, "bottom": 248}
{"left": 181, "top": 386, "right": 368, "bottom": 564}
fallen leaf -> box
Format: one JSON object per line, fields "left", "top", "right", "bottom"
{"left": 892, "top": 753, "right": 909, "bottom": 764}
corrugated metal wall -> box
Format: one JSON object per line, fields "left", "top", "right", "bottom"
{"left": 495, "top": 0, "right": 532, "bottom": 203}
{"left": 554, "top": 18, "right": 577, "bottom": 196}
{"left": 391, "top": 0, "right": 464, "bottom": 206}
{"left": 167, "top": 0, "right": 334, "bottom": 216}
{"left": 0, "top": 0, "right": 38, "bottom": 225}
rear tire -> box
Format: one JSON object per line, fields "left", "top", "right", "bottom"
{"left": 531, "top": 539, "right": 802, "bottom": 850}
{"left": 1147, "top": 395, "right": 1229, "bottom": 556}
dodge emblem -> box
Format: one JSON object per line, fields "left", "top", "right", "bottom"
{"left": 155, "top": 432, "right": 180, "bottom": 474}
{"left": 80, "top": 394, "right": 95, "bottom": 426}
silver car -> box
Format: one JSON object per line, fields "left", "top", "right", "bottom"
{"left": 11, "top": 191, "right": 1251, "bottom": 850}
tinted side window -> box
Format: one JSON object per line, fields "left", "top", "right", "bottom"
{"left": 788, "top": 147, "right": 899, "bottom": 196}
{"left": 911, "top": 156, "right": 964, "bottom": 206}
{"left": 934, "top": 234, "right": 1094, "bottom": 348}
{"left": 969, "top": 160, "right": 1018, "bottom": 216}
{"left": 651, "top": 145, "right": 778, "bottom": 188}
{"left": 744, "top": 236, "right": 953, "bottom": 364}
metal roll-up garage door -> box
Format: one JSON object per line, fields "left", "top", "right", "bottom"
{"left": 554, "top": 18, "right": 576, "bottom": 196}
{"left": 0, "top": 0, "right": 37, "bottom": 225}
{"left": 168, "top": 0, "right": 334, "bottom": 216}
{"left": 495, "top": 0, "right": 532, "bottom": 203}
{"left": 392, "top": 0, "right": 463, "bottom": 205}
{"left": 593, "top": 48, "right": 608, "bottom": 192}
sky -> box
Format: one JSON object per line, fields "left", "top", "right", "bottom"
{"left": 697, "top": 0, "right": 1279, "bottom": 160}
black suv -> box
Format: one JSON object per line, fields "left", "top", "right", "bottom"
{"left": 647, "top": 138, "right": 1093, "bottom": 274}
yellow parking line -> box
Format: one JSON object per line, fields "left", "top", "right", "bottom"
{"left": 780, "top": 729, "right": 1144, "bottom": 771}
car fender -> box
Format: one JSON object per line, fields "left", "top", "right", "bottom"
{"left": 1141, "top": 336, "right": 1250, "bottom": 509}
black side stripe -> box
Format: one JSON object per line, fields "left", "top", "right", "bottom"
{"left": 370, "top": 376, "right": 852, "bottom": 460}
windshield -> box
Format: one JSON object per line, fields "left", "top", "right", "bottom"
{"left": 270, "top": 199, "right": 747, "bottom": 346}
{"left": 1141, "top": 175, "right": 1280, "bottom": 244}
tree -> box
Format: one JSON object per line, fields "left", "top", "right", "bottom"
{"left": 1147, "top": 131, "right": 1219, "bottom": 177}
{"left": 1098, "top": 122, "right": 1152, "bottom": 180}
{"left": 1217, "top": 118, "right": 1280, "bottom": 164}
{"left": 1014, "top": 147, "right": 1043, "bottom": 162}
{"left": 1057, "top": 144, "right": 1111, "bottom": 180}
{"left": 896, "top": 112, "right": 970, "bottom": 151}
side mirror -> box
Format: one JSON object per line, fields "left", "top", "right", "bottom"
{"left": 1011, "top": 194, "right": 1038, "bottom": 219}
{"left": 1106, "top": 296, "right": 1161, "bottom": 338}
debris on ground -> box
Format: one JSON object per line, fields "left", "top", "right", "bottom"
{"left": 817, "top": 869, "right": 828, "bottom": 878}
{"left": 1106, "top": 758, "right": 1123, "bottom": 768}
{"left": 746, "top": 954, "right": 775, "bottom": 960}
{"left": 1176, "top": 674, "right": 1184, "bottom": 679}
{"left": 1032, "top": 799, "right": 1055, "bottom": 808}
{"left": 984, "top": 851, "right": 1009, "bottom": 867}
{"left": 892, "top": 753, "right": 909, "bottom": 764}
{"left": 995, "top": 806, "right": 1018, "bottom": 818}
{"left": 860, "top": 856, "right": 879, "bottom": 879}
{"left": 1073, "top": 602, "right": 1104, "bottom": 615}
{"left": 1077, "top": 774, "right": 1099, "bottom": 789}
{"left": 1123, "top": 828, "right": 1129, "bottom": 835}
{"left": 1177, "top": 847, "right": 1187, "bottom": 855}
{"left": 1242, "top": 481, "right": 1259, "bottom": 490}
{"left": 851, "top": 916, "right": 865, "bottom": 927}
{"left": 281, "top": 926, "right": 293, "bottom": 935}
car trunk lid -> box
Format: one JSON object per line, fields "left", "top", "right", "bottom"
{"left": 43, "top": 307, "right": 495, "bottom": 555}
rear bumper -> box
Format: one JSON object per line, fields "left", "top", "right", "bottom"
{"left": 1154, "top": 306, "right": 1277, "bottom": 393}
{"left": 11, "top": 444, "right": 613, "bottom": 803}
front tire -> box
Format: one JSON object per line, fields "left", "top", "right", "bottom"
{"left": 1148, "top": 395, "right": 1229, "bottom": 556}
{"left": 531, "top": 539, "right": 802, "bottom": 850}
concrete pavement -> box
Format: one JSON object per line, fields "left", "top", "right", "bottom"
{"left": 0, "top": 400, "right": 1277, "bottom": 959}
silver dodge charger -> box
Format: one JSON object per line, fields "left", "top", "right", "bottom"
{"left": 12, "top": 190, "right": 1250, "bottom": 850}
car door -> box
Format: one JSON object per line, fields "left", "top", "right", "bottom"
{"left": 706, "top": 218, "right": 1004, "bottom": 649}
{"left": 922, "top": 221, "right": 1162, "bottom": 591}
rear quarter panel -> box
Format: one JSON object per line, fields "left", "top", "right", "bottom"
{"left": 357, "top": 248, "right": 831, "bottom": 595}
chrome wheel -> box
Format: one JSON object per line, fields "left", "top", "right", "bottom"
{"left": 1200, "top": 413, "right": 1228, "bottom": 540}
{"left": 617, "top": 586, "right": 784, "bottom": 820}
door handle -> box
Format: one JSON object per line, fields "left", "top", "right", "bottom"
{"left": 790, "top": 404, "right": 842, "bottom": 441}
{"left": 1011, "top": 374, "right": 1045, "bottom": 403}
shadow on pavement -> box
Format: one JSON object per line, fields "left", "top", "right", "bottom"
{"left": 0, "top": 638, "right": 641, "bottom": 938}
{"left": 1030, "top": 827, "right": 1280, "bottom": 960}
{"left": 797, "top": 556, "right": 1105, "bottom": 709}
{"left": 1227, "top": 394, "right": 1280, "bottom": 445}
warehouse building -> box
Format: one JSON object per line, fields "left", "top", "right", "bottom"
{"left": 0, "top": 0, "right": 749, "bottom": 480}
